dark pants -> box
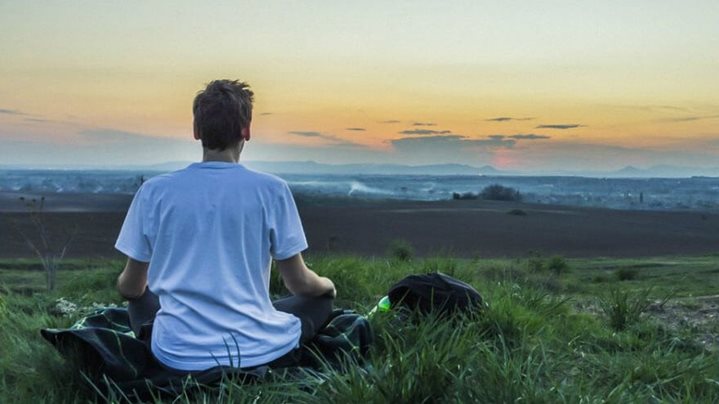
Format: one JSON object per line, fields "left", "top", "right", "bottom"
{"left": 127, "top": 289, "right": 333, "bottom": 370}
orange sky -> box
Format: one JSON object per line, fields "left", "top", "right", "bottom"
{"left": 1, "top": 1, "right": 718, "bottom": 170}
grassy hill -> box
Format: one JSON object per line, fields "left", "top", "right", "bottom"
{"left": 1, "top": 254, "right": 718, "bottom": 402}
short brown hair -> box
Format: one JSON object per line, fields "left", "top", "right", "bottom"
{"left": 192, "top": 80, "right": 254, "bottom": 150}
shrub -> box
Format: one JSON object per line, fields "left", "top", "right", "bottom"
{"left": 598, "top": 288, "right": 653, "bottom": 331}
{"left": 592, "top": 275, "right": 609, "bottom": 283}
{"left": 479, "top": 184, "right": 522, "bottom": 202}
{"left": 527, "top": 255, "right": 545, "bottom": 273}
{"left": 388, "top": 240, "right": 414, "bottom": 262}
{"left": 452, "top": 192, "right": 478, "bottom": 200}
{"left": 615, "top": 268, "right": 639, "bottom": 281}
{"left": 547, "top": 256, "right": 570, "bottom": 275}
{"left": 16, "top": 196, "right": 76, "bottom": 291}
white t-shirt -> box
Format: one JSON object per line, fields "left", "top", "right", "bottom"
{"left": 115, "top": 161, "right": 307, "bottom": 370}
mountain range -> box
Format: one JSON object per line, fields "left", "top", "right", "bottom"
{"left": 2, "top": 161, "right": 718, "bottom": 178}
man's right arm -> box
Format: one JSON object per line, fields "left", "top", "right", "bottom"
{"left": 276, "top": 253, "right": 336, "bottom": 298}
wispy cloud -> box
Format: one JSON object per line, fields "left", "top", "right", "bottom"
{"left": 412, "top": 122, "right": 436, "bottom": 126}
{"left": 610, "top": 104, "right": 688, "bottom": 112}
{"left": 390, "top": 135, "right": 466, "bottom": 148}
{"left": 398, "top": 129, "right": 452, "bottom": 135}
{"left": 24, "top": 118, "right": 52, "bottom": 123}
{"left": 287, "top": 130, "right": 366, "bottom": 148}
{"left": 391, "top": 134, "right": 517, "bottom": 149}
{"left": 379, "top": 120, "right": 401, "bottom": 124}
{"left": 507, "top": 133, "right": 550, "bottom": 140}
{"left": 391, "top": 132, "right": 549, "bottom": 151}
{"left": 468, "top": 137, "right": 517, "bottom": 148}
{"left": 641, "top": 105, "right": 686, "bottom": 112}
{"left": 259, "top": 112, "right": 273, "bottom": 116}
{"left": 77, "top": 129, "right": 188, "bottom": 145}
{"left": 536, "top": 124, "right": 584, "bottom": 129}
{"left": 485, "top": 117, "right": 535, "bottom": 122}
{"left": 0, "top": 128, "right": 197, "bottom": 166}
{"left": 659, "top": 114, "right": 719, "bottom": 123}
{"left": 0, "top": 108, "right": 26, "bottom": 115}
{"left": 345, "top": 127, "right": 366, "bottom": 131}
{"left": 481, "top": 133, "right": 550, "bottom": 142}
{"left": 289, "top": 131, "right": 323, "bottom": 137}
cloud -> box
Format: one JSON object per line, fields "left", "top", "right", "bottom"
{"left": 0, "top": 128, "right": 198, "bottom": 166}
{"left": 288, "top": 131, "right": 322, "bottom": 138}
{"left": 389, "top": 135, "right": 468, "bottom": 151}
{"left": 398, "top": 129, "right": 452, "bottom": 135}
{"left": 610, "top": 104, "right": 688, "bottom": 112}
{"left": 511, "top": 141, "right": 719, "bottom": 172}
{"left": 468, "top": 137, "right": 516, "bottom": 148}
{"left": 478, "top": 133, "right": 550, "bottom": 142}
{"left": 412, "top": 122, "right": 436, "bottom": 126}
{"left": 0, "top": 108, "right": 26, "bottom": 115}
{"left": 392, "top": 134, "right": 466, "bottom": 143}
{"left": 536, "top": 124, "right": 584, "bottom": 129}
{"left": 485, "top": 117, "right": 534, "bottom": 122}
{"left": 660, "top": 114, "right": 719, "bottom": 123}
{"left": 391, "top": 133, "right": 548, "bottom": 153}
{"left": 77, "top": 129, "right": 192, "bottom": 145}
{"left": 287, "top": 130, "right": 367, "bottom": 148}
{"left": 379, "top": 120, "right": 400, "bottom": 124}
{"left": 388, "top": 134, "right": 516, "bottom": 165}
{"left": 391, "top": 134, "right": 516, "bottom": 149}
{"left": 508, "top": 134, "right": 550, "bottom": 140}
{"left": 259, "top": 112, "right": 273, "bottom": 116}
{"left": 345, "top": 127, "right": 366, "bottom": 131}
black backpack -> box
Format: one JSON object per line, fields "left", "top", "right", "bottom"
{"left": 387, "top": 272, "right": 483, "bottom": 316}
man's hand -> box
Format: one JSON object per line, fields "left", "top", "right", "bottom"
{"left": 276, "top": 254, "right": 336, "bottom": 298}
{"left": 117, "top": 258, "right": 149, "bottom": 300}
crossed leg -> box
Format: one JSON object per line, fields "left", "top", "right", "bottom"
{"left": 127, "top": 288, "right": 334, "bottom": 368}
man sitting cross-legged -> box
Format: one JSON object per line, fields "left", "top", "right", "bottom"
{"left": 115, "top": 79, "right": 336, "bottom": 372}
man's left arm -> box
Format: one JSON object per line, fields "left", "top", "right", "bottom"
{"left": 117, "top": 258, "right": 149, "bottom": 299}
{"left": 115, "top": 184, "right": 153, "bottom": 300}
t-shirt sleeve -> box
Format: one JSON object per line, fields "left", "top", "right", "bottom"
{"left": 269, "top": 182, "right": 308, "bottom": 260}
{"left": 115, "top": 185, "right": 153, "bottom": 262}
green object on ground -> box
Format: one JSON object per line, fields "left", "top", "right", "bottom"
{"left": 368, "top": 295, "right": 391, "bottom": 317}
{"left": 377, "top": 295, "right": 391, "bottom": 312}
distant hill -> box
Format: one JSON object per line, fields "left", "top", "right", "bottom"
{"left": 244, "top": 161, "right": 484, "bottom": 175}
{"left": 477, "top": 165, "right": 514, "bottom": 176}
{"left": 164, "top": 163, "right": 716, "bottom": 178}
{"left": 0, "top": 161, "right": 485, "bottom": 175}
{"left": 603, "top": 165, "right": 719, "bottom": 178}
{"left": 2, "top": 161, "right": 717, "bottom": 178}
{"left": 613, "top": 166, "right": 644, "bottom": 177}
{"left": 530, "top": 165, "right": 719, "bottom": 178}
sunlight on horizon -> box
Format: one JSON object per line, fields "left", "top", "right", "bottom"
{"left": 1, "top": 1, "right": 717, "bottom": 170}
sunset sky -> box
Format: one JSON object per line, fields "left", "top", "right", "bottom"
{"left": 1, "top": 1, "right": 718, "bottom": 171}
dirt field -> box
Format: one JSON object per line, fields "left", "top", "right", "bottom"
{"left": 1, "top": 193, "right": 718, "bottom": 259}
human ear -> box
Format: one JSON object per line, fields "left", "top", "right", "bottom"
{"left": 241, "top": 126, "right": 251, "bottom": 141}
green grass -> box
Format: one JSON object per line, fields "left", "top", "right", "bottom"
{"left": 1, "top": 255, "right": 718, "bottom": 402}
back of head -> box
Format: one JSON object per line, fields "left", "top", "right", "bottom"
{"left": 193, "top": 80, "right": 254, "bottom": 151}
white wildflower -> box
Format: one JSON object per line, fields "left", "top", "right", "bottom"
{"left": 53, "top": 297, "right": 78, "bottom": 317}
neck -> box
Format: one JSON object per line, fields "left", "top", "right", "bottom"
{"left": 202, "top": 142, "right": 243, "bottom": 163}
